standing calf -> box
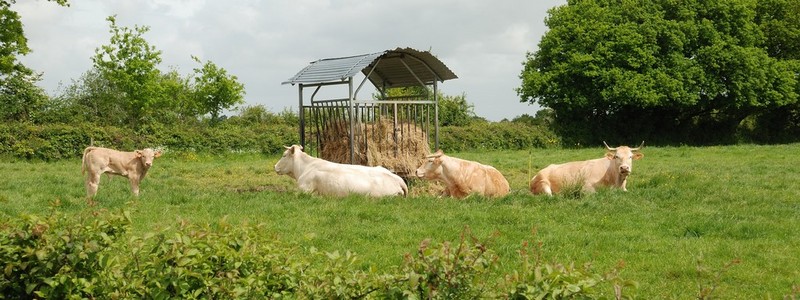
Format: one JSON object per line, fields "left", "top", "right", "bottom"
{"left": 530, "top": 141, "right": 644, "bottom": 196}
{"left": 415, "top": 150, "right": 510, "bottom": 198}
{"left": 82, "top": 146, "right": 162, "bottom": 198}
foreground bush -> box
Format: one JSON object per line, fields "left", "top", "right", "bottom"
{"left": 0, "top": 208, "right": 634, "bottom": 299}
{"left": 0, "top": 204, "right": 130, "bottom": 298}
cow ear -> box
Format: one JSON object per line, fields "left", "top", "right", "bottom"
{"left": 290, "top": 145, "right": 302, "bottom": 154}
{"left": 135, "top": 150, "right": 143, "bottom": 158}
{"left": 605, "top": 152, "right": 614, "bottom": 160}
{"left": 154, "top": 150, "right": 163, "bottom": 158}
{"left": 633, "top": 152, "right": 644, "bottom": 160}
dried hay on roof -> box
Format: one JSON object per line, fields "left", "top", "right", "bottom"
{"left": 320, "top": 119, "right": 430, "bottom": 177}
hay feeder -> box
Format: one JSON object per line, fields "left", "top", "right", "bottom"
{"left": 282, "top": 47, "right": 458, "bottom": 177}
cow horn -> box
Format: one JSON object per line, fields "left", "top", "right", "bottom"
{"left": 603, "top": 141, "right": 616, "bottom": 151}
{"left": 283, "top": 145, "right": 291, "bottom": 150}
{"left": 631, "top": 141, "right": 645, "bottom": 151}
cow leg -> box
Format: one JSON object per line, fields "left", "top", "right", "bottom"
{"left": 129, "top": 178, "right": 140, "bottom": 196}
{"left": 297, "top": 181, "right": 316, "bottom": 194}
{"left": 542, "top": 184, "right": 553, "bottom": 196}
{"left": 530, "top": 178, "right": 553, "bottom": 196}
{"left": 582, "top": 183, "right": 596, "bottom": 194}
{"left": 86, "top": 172, "right": 101, "bottom": 198}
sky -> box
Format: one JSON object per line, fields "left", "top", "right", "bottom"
{"left": 16, "top": 0, "right": 565, "bottom": 121}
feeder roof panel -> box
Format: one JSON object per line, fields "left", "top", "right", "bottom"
{"left": 282, "top": 47, "right": 457, "bottom": 88}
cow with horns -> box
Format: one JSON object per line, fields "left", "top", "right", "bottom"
{"left": 530, "top": 141, "right": 645, "bottom": 196}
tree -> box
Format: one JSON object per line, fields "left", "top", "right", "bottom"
{"left": 93, "top": 15, "right": 164, "bottom": 127}
{"left": 0, "top": 72, "right": 47, "bottom": 122}
{"left": 159, "top": 68, "right": 197, "bottom": 125}
{"left": 45, "top": 68, "right": 126, "bottom": 125}
{"left": 377, "top": 86, "right": 477, "bottom": 126}
{"left": 518, "top": 0, "right": 799, "bottom": 145}
{"left": 438, "top": 93, "right": 476, "bottom": 126}
{"left": 0, "top": 0, "right": 69, "bottom": 123}
{"left": 190, "top": 56, "right": 245, "bottom": 125}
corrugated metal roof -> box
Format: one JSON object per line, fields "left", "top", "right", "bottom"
{"left": 282, "top": 47, "right": 457, "bottom": 88}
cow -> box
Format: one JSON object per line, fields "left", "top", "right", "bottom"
{"left": 415, "top": 149, "right": 510, "bottom": 198}
{"left": 274, "top": 145, "right": 408, "bottom": 197}
{"left": 81, "top": 146, "right": 162, "bottom": 198}
{"left": 530, "top": 141, "right": 644, "bottom": 196}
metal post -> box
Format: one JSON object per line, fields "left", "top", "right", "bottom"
{"left": 298, "top": 84, "right": 305, "bottom": 148}
{"left": 433, "top": 81, "right": 439, "bottom": 151}
{"left": 348, "top": 79, "right": 355, "bottom": 164}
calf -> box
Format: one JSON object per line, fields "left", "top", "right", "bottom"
{"left": 82, "top": 146, "right": 162, "bottom": 198}
{"left": 530, "top": 141, "right": 644, "bottom": 196}
{"left": 415, "top": 150, "right": 510, "bottom": 198}
{"left": 274, "top": 145, "right": 407, "bottom": 197}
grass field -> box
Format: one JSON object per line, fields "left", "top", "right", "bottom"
{"left": 1, "top": 144, "right": 799, "bottom": 298}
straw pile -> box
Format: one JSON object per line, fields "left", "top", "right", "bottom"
{"left": 319, "top": 119, "right": 430, "bottom": 177}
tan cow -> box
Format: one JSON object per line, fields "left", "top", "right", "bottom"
{"left": 530, "top": 141, "right": 644, "bottom": 196}
{"left": 415, "top": 150, "right": 510, "bottom": 198}
{"left": 274, "top": 145, "right": 408, "bottom": 197}
{"left": 81, "top": 146, "right": 162, "bottom": 198}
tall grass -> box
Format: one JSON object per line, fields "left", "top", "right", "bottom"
{"left": 1, "top": 144, "right": 799, "bottom": 298}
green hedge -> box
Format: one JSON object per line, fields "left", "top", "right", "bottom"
{"left": 0, "top": 208, "right": 635, "bottom": 299}
{"left": 0, "top": 121, "right": 558, "bottom": 160}
{"left": 439, "top": 121, "right": 560, "bottom": 151}
{"left": 0, "top": 123, "right": 300, "bottom": 160}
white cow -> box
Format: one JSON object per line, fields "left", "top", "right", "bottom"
{"left": 274, "top": 145, "right": 408, "bottom": 197}
{"left": 82, "top": 146, "right": 162, "bottom": 198}
{"left": 530, "top": 141, "right": 644, "bottom": 196}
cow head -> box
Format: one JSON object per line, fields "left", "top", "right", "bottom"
{"left": 415, "top": 150, "right": 444, "bottom": 179}
{"left": 135, "top": 148, "right": 162, "bottom": 168}
{"left": 603, "top": 141, "right": 644, "bottom": 176}
{"left": 274, "top": 145, "right": 303, "bottom": 176}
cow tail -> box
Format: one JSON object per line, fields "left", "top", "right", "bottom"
{"left": 81, "top": 147, "right": 93, "bottom": 175}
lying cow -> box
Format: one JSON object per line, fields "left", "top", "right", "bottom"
{"left": 530, "top": 141, "right": 644, "bottom": 196}
{"left": 274, "top": 145, "right": 407, "bottom": 197}
{"left": 415, "top": 150, "right": 510, "bottom": 198}
{"left": 82, "top": 146, "right": 162, "bottom": 198}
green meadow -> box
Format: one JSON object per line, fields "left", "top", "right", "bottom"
{"left": 1, "top": 144, "right": 799, "bottom": 298}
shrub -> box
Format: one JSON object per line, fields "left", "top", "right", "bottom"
{"left": 439, "top": 121, "right": 560, "bottom": 151}
{"left": 0, "top": 210, "right": 636, "bottom": 299}
{"left": 0, "top": 204, "right": 130, "bottom": 298}
{"left": 111, "top": 220, "right": 304, "bottom": 298}
{"left": 0, "top": 122, "right": 300, "bottom": 160}
{"left": 498, "top": 236, "right": 638, "bottom": 299}
{"left": 379, "top": 227, "right": 498, "bottom": 299}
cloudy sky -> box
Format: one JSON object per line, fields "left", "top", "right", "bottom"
{"left": 16, "top": 0, "right": 565, "bottom": 121}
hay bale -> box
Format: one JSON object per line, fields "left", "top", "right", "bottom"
{"left": 320, "top": 119, "right": 430, "bottom": 177}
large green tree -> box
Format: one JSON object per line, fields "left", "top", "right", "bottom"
{"left": 92, "top": 15, "right": 164, "bottom": 127}
{"left": 519, "top": 0, "right": 800, "bottom": 145}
